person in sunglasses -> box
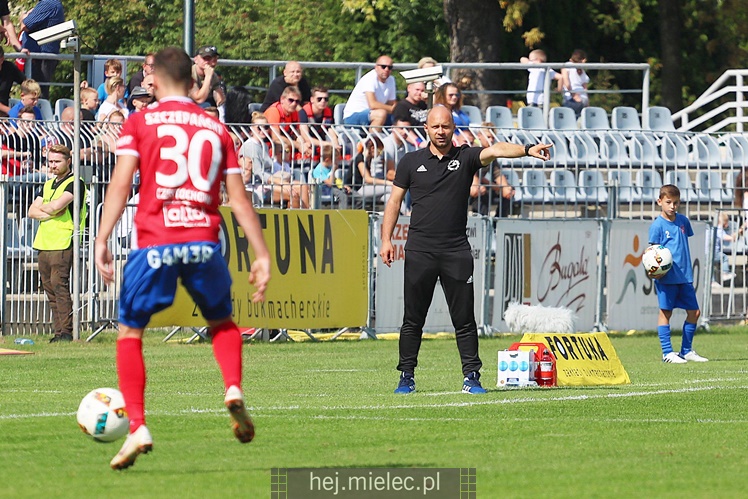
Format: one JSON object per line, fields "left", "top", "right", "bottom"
{"left": 260, "top": 61, "right": 312, "bottom": 112}
{"left": 263, "top": 85, "right": 310, "bottom": 157}
{"left": 343, "top": 55, "right": 397, "bottom": 131}
{"left": 301, "top": 86, "right": 341, "bottom": 153}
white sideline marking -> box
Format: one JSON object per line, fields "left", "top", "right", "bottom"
{"left": 307, "top": 369, "right": 378, "bottom": 372}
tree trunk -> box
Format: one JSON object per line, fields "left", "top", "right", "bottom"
{"left": 443, "top": 0, "right": 505, "bottom": 111}
{"left": 659, "top": 0, "right": 683, "bottom": 112}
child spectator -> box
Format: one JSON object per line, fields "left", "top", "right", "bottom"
{"left": 97, "top": 77, "right": 128, "bottom": 122}
{"left": 8, "top": 79, "right": 43, "bottom": 120}
{"left": 97, "top": 59, "right": 124, "bottom": 104}
{"left": 648, "top": 184, "right": 707, "bottom": 363}
{"left": 80, "top": 87, "right": 99, "bottom": 121}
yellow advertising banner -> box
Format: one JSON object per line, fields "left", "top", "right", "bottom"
{"left": 150, "top": 208, "right": 370, "bottom": 329}
{"left": 520, "top": 332, "right": 631, "bottom": 386}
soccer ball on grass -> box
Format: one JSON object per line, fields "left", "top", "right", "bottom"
{"left": 642, "top": 245, "right": 673, "bottom": 278}
{"left": 76, "top": 388, "right": 129, "bottom": 442}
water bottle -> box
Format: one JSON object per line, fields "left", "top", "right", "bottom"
{"left": 14, "top": 338, "right": 34, "bottom": 345}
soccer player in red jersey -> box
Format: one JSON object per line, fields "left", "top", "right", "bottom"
{"left": 94, "top": 47, "right": 271, "bottom": 470}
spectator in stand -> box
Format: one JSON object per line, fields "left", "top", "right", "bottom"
{"left": 3, "top": 105, "right": 41, "bottom": 176}
{"left": 19, "top": 0, "right": 65, "bottom": 99}
{"left": 189, "top": 45, "right": 225, "bottom": 108}
{"left": 97, "top": 77, "right": 128, "bottom": 121}
{"left": 393, "top": 82, "right": 428, "bottom": 127}
{"left": 383, "top": 119, "right": 416, "bottom": 174}
{"left": 128, "top": 86, "right": 152, "bottom": 114}
{"left": 560, "top": 49, "right": 590, "bottom": 118}
{"left": 301, "top": 86, "right": 340, "bottom": 153}
{"left": 521, "top": 49, "right": 562, "bottom": 108}
{"left": 142, "top": 74, "right": 155, "bottom": 99}
{"left": 712, "top": 212, "right": 739, "bottom": 285}
{"left": 127, "top": 53, "right": 155, "bottom": 98}
{"left": 97, "top": 59, "right": 124, "bottom": 105}
{"left": 55, "top": 106, "right": 93, "bottom": 162}
{"left": 0, "top": 46, "right": 26, "bottom": 116}
{"left": 238, "top": 112, "right": 274, "bottom": 185}
{"left": 8, "top": 79, "right": 43, "bottom": 120}
{"left": 1, "top": 0, "right": 23, "bottom": 54}
{"left": 80, "top": 87, "right": 99, "bottom": 121}
{"left": 433, "top": 82, "right": 474, "bottom": 146}
{"left": 354, "top": 135, "right": 392, "bottom": 203}
{"left": 343, "top": 55, "right": 397, "bottom": 130}
{"left": 260, "top": 61, "right": 311, "bottom": 112}
{"left": 263, "top": 85, "right": 309, "bottom": 156}
{"left": 268, "top": 145, "right": 310, "bottom": 208}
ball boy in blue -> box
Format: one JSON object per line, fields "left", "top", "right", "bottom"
{"left": 648, "top": 185, "right": 708, "bottom": 363}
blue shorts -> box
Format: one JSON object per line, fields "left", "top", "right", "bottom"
{"left": 343, "top": 110, "right": 392, "bottom": 126}
{"left": 118, "top": 242, "right": 232, "bottom": 328}
{"left": 654, "top": 282, "right": 700, "bottom": 311}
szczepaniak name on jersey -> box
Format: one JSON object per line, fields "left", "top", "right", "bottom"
{"left": 144, "top": 110, "right": 225, "bottom": 135}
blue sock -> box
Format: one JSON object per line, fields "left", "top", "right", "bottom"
{"left": 681, "top": 322, "right": 697, "bottom": 356}
{"left": 658, "top": 325, "right": 673, "bottom": 355}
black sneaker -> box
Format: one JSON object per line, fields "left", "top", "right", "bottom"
{"left": 394, "top": 372, "right": 415, "bottom": 394}
{"left": 49, "top": 333, "right": 73, "bottom": 343}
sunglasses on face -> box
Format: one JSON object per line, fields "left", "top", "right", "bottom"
{"left": 448, "top": 92, "right": 461, "bottom": 98}
{"left": 315, "top": 96, "right": 329, "bottom": 102}
{"left": 286, "top": 97, "right": 300, "bottom": 104}
{"left": 378, "top": 64, "right": 394, "bottom": 70}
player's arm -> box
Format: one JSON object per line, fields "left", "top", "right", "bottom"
{"left": 480, "top": 142, "right": 551, "bottom": 166}
{"left": 379, "top": 184, "right": 407, "bottom": 267}
{"left": 225, "top": 172, "right": 271, "bottom": 303}
{"left": 94, "top": 155, "right": 138, "bottom": 285}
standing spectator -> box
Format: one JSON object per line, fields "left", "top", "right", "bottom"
{"left": 521, "top": 49, "right": 562, "bottom": 108}
{"left": 392, "top": 82, "right": 428, "bottom": 127}
{"left": 96, "top": 59, "right": 124, "bottom": 104}
{"left": 96, "top": 77, "right": 128, "bottom": 121}
{"left": 1, "top": 0, "right": 23, "bottom": 53}
{"left": 0, "top": 46, "right": 26, "bottom": 116}
{"left": 27, "top": 144, "right": 87, "bottom": 343}
{"left": 8, "top": 79, "right": 43, "bottom": 120}
{"left": 379, "top": 106, "right": 551, "bottom": 395}
{"left": 94, "top": 47, "right": 270, "bottom": 470}
{"left": 20, "top": 0, "right": 64, "bottom": 99}
{"left": 343, "top": 55, "right": 397, "bottom": 130}
{"left": 301, "top": 86, "right": 340, "bottom": 153}
{"left": 189, "top": 45, "right": 225, "bottom": 107}
{"left": 127, "top": 53, "right": 155, "bottom": 97}
{"left": 260, "top": 61, "right": 311, "bottom": 112}
{"left": 434, "top": 83, "right": 473, "bottom": 145}
{"left": 560, "top": 49, "right": 590, "bottom": 118}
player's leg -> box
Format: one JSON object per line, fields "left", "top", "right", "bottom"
{"left": 679, "top": 284, "right": 706, "bottom": 361}
{"left": 655, "top": 282, "right": 685, "bottom": 363}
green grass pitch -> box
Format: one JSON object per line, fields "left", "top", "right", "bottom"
{"left": 1, "top": 328, "right": 747, "bottom": 498}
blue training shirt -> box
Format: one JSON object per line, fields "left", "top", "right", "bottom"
{"left": 648, "top": 213, "right": 694, "bottom": 284}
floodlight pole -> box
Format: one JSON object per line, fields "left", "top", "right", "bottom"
{"left": 71, "top": 36, "right": 82, "bottom": 340}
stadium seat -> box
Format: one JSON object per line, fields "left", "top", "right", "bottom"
{"left": 549, "top": 107, "right": 578, "bottom": 130}
{"left": 692, "top": 134, "right": 723, "bottom": 168}
{"left": 659, "top": 133, "right": 690, "bottom": 167}
{"left": 576, "top": 170, "right": 608, "bottom": 204}
{"left": 664, "top": 170, "right": 699, "bottom": 203}
{"left": 461, "top": 105, "right": 483, "bottom": 126}
{"left": 521, "top": 170, "right": 549, "bottom": 203}
{"left": 548, "top": 169, "right": 577, "bottom": 203}
{"left": 518, "top": 106, "right": 546, "bottom": 130}
{"left": 486, "top": 106, "right": 514, "bottom": 129}
{"left": 695, "top": 170, "right": 729, "bottom": 203}
{"left": 542, "top": 132, "right": 570, "bottom": 166}
{"left": 248, "top": 102, "right": 262, "bottom": 115}
{"left": 722, "top": 134, "right": 748, "bottom": 166}
{"left": 334, "top": 103, "right": 345, "bottom": 125}
{"left": 611, "top": 106, "right": 642, "bottom": 130}
{"left": 608, "top": 170, "right": 640, "bottom": 203}
{"left": 581, "top": 107, "right": 610, "bottom": 130}
{"left": 599, "top": 133, "right": 629, "bottom": 165}
{"left": 37, "top": 99, "right": 54, "bottom": 121}
{"left": 5, "top": 218, "right": 33, "bottom": 259}
{"left": 18, "top": 217, "right": 40, "bottom": 249}
{"left": 54, "top": 98, "right": 74, "bottom": 120}
{"left": 635, "top": 170, "right": 663, "bottom": 203}
{"left": 568, "top": 133, "right": 600, "bottom": 165}
{"left": 611, "top": 107, "right": 663, "bottom": 166}
{"left": 502, "top": 169, "right": 523, "bottom": 202}
{"left": 647, "top": 106, "right": 676, "bottom": 131}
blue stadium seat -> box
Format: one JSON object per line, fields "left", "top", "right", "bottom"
{"left": 518, "top": 106, "right": 546, "bottom": 130}
{"left": 608, "top": 170, "right": 641, "bottom": 203}
{"left": 334, "top": 103, "right": 345, "bottom": 125}
{"left": 37, "top": 99, "right": 54, "bottom": 121}
{"left": 664, "top": 170, "right": 699, "bottom": 203}
{"left": 521, "top": 170, "right": 549, "bottom": 203}
{"left": 486, "top": 106, "right": 514, "bottom": 129}
{"left": 548, "top": 169, "right": 577, "bottom": 203}
{"left": 549, "top": 107, "right": 578, "bottom": 130}
{"left": 695, "top": 170, "right": 729, "bottom": 203}
{"left": 502, "top": 169, "right": 523, "bottom": 203}
{"left": 611, "top": 106, "right": 642, "bottom": 130}
{"left": 581, "top": 107, "right": 610, "bottom": 130}
{"left": 635, "top": 170, "right": 663, "bottom": 203}
{"left": 461, "top": 105, "right": 483, "bottom": 125}
{"left": 647, "top": 106, "right": 676, "bottom": 131}
{"left": 54, "top": 98, "right": 74, "bottom": 120}
{"left": 577, "top": 170, "right": 608, "bottom": 204}
{"left": 692, "top": 134, "right": 723, "bottom": 168}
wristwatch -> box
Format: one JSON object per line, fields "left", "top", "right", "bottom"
{"left": 524, "top": 143, "right": 533, "bottom": 156}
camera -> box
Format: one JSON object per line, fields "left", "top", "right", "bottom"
{"left": 29, "top": 20, "right": 78, "bottom": 46}
{"left": 399, "top": 65, "right": 443, "bottom": 84}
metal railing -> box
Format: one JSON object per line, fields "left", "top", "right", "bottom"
{"left": 672, "top": 69, "right": 748, "bottom": 133}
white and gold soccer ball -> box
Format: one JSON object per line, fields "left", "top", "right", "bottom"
{"left": 76, "top": 388, "right": 129, "bottom": 442}
{"left": 642, "top": 245, "right": 673, "bottom": 278}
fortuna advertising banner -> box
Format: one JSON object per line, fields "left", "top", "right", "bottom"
{"left": 493, "top": 220, "right": 600, "bottom": 332}
{"left": 606, "top": 220, "right": 707, "bottom": 331}
{"left": 149, "top": 208, "right": 370, "bottom": 329}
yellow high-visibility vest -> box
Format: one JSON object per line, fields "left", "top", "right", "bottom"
{"left": 32, "top": 175, "right": 87, "bottom": 251}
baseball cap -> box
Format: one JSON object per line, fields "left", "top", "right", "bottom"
{"left": 196, "top": 45, "right": 220, "bottom": 58}
{"left": 129, "top": 86, "right": 150, "bottom": 103}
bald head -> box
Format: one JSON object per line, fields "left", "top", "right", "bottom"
{"left": 61, "top": 106, "right": 77, "bottom": 122}
{"left": 427, "top": 105, "right": 454, "bottom": 125}
{"left": 425, "top": 105, "right": 455, "bottom": 151}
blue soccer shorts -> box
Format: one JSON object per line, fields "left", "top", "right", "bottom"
{"left": 654, "top": 281, "right": 700, "bottom": 312}
{"left": 118, "top": 242, "right": 233, "bottom": 328}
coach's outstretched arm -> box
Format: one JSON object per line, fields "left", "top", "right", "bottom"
{"left": 479, "top": 142, "right": 552, "bottom": 166}
{"left": 379, "top": 185, "right": 407, "bottom": 268}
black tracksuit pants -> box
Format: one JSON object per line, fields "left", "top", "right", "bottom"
{"left": 397, "top": 249, "right": 483, "bottom": 376}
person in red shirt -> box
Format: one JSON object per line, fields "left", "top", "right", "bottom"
{"left": 94, "top": 46, "right": 271, "bottom": 470}
{"left": 263, "top": 85, "right": 310, "bottom": 157}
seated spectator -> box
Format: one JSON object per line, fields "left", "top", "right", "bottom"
{"left": 224, "top": 86, "right": 254, "bottom": 124}
{"left": 238, "top": 112, "right": 274, "bottom": 184}
{"left": 301, "top": 86, "right": 340, "bottom": 153}
{"left": 80, "top": 87, "right": 99, "bottom": 121}
{"left": 127, "top": 53, "right": 155, "bottom": 103}
{"left": 0, "top": 46, "right": 26, "bottom": 116}
{"left": 4, "top": 106, "right": 47, "bottom": 208}
{"left": 417, "top": 56, "right": 451, "bottom": 90}
{"left": 311, "top": 145, "right": 349, "bottom": 207}
{"left": 97, "top": 77, "right": 128, "bottom": 121}
{"left": 97, "top": 58, "right": 124, "bottom": 104}
{"left": 263, "top": 85, "right": 310, "bottom": 157}
{"left": 8, "top": 79, "right": 42, "bottom": 120}
{"left": 521, "top": 49, "right": 561, "bottom": 108}
{"left": 189, "top": 45, "right": 225, "bottom": 107}
{"left": 560, "top": 49, "right": 590, "bottom": 118}
{"left": 713, "top": 212, "right": 740, "bottom": 285}
{"left": 343, "top": 55, "right": 397, "bottom": 130}
{"left": 392, "top": 82, "right": 428, "bottom": 127}
{"left": 128, "top": 86, "right": 153, "bottom": 114}
{"left": 53, "top": 106, "right": 93, "bottom": 163}
{"left": 382, "top": 119, "right": 416, "bottom": 172}
{"left": 260, "top": 61, "right": 311, "bottom": 112}
{"left": 93, "top": 110, "right": 125, "bottom": 184}
{"left": 354, "top": 135, "right": 392, "bottom": 202}
{"left": 142, "top": 74, "right": 155, "bottom": 99}
{"left": 267, "top": 145, "right": 310, "bottom": 209}
{"left": 434, "top": 83, "right": 474, "bottom": 146}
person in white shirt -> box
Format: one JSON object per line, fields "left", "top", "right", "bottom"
{"left": 521, "top": 49, "right": 562, "bottom": 108}
{"left": 343, "top": 55, "right": 397, "bottom": 129}
{"left": 560, "top": 49, "right": 590, "bottom": 118}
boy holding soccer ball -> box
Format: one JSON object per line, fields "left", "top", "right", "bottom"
{"left": 648, "top": 184, "right": 708, "bottom": 363}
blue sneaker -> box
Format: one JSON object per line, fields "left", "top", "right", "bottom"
{"left": 394, "top": 372, "right": 415, "bottom": 394}
{"left": 462, "top": 371, "right": 487, "bottom": 394}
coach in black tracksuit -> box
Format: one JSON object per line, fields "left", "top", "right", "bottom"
{"left": 380, "top": 106, "right": 552, "bottom": 394}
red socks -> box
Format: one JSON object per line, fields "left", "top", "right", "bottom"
{"left": 210, "top": 320, "right": 243, "bottom": 391}
{"left": 117, "top": 337, "right": 146, "bottom": 433}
